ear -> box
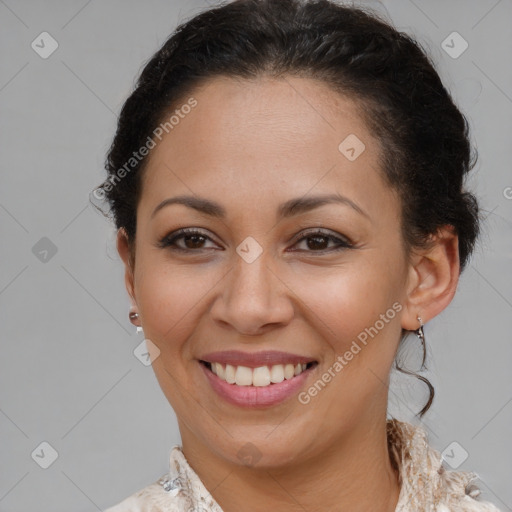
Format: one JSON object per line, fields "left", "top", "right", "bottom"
{"left": 401, "top": 226, "right": 460, "bottom": 330}
{"left": 116, "top": 227, "right": 137, "bottom": 306}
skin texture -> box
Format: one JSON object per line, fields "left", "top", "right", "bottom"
{"left": 117, "top": 75, "right": 460, "bottom": 512}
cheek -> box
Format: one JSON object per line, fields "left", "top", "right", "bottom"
{"left": 135, "top": 261, "right": 217, "bottom": 353}
{"left": 292, "top": 267, "right": 403, "bottom": 419}
{"left": 298, "top": 259, "right": 401, "bottom": 338}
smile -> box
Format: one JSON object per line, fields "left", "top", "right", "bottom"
{"left": 200, "top": 361, "right": 316, "bottom": 386}
{"left": 198, "top": 350, "right": 318, "bottom": 408}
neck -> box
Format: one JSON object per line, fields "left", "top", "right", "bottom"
{"left": 180, "top": 414, "right": 401, "bottom": 512}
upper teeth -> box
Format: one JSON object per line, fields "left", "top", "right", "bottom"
{"left": 209, "top": 363, "right": 309, "bottom": 386}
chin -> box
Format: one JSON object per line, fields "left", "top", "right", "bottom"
{"left": 210, "top": 430, "right": 313, "bottom": 470}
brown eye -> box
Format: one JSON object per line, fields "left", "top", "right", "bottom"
{"left": 159, "top": 228, "right": 219, "bottom": 251}
{"left": 305, "top": 234, "right": 330, "bottom": 250}
{"left": 182, "top": 233, "right": 207, "bottom": 249}
{"left": 290, "top": 229, "right": 353, "bottom": 253}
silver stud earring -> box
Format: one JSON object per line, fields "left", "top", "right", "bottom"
{"left": 415, "top": 316, "right": 426, "bottom": 369}
{"left": 129, "top": 310, "right": 143, "bottom": 333}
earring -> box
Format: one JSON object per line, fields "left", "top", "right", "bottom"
{"left": 415, "top": 316, "right": 426, "bottom": 370}
{"left": 129, "top": 309, "right": 143, "bottom": 333}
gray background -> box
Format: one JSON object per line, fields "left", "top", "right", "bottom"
{"left": 0, "top": 0, "right": 511, "bottom": 511}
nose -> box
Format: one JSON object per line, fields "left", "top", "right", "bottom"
{"left": 209, "top": 248, "right": 295, "bottom": 337}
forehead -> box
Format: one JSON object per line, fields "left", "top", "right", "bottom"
{"left": 138, "top": 75, "right": 393, "bottom": 223}
{"left": 150, "top": 74, "right": 370, "bottom": 155}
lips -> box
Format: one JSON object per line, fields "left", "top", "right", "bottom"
{"left": 198, "top": 350, "right": 318, "bottom": 407}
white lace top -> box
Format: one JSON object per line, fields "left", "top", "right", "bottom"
{"left": 104, "top": 419, "right": 501, "bottom": 511}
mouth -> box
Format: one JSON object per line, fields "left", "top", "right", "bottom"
{"left": 199, "top": 360, "right": 318, "bottom": 386}
{"left": 197, "top": 352, "right": 319, "bottom": 408}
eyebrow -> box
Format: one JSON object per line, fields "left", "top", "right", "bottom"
{"left": 151, "top": 193, "right": 369, "bottom": 220}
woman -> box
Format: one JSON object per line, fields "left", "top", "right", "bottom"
{"left": 94, "top": 0, "right": 501, "bottom": 510}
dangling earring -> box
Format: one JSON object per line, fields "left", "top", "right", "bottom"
{"left": 129, "top": 309, "right": 143, "bottom": 333}
{"left": 415, "top": 316, "right": 426, "bottom": 370}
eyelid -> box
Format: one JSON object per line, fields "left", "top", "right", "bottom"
{"left": 289, "top": 227, "right": 353, "bottom": 246}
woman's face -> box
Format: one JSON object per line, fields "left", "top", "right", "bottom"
{"left": 120, "top": 75, "right": 414, "bottom": 468}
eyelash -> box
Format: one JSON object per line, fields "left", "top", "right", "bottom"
{"left": 158, "top": 227, "right": 354, "bottom": 254}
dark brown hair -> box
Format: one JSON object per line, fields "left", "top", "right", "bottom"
{"left": 92, "top": 0, "right": 481, "bottom": 418}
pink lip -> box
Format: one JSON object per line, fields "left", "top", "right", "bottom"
{"left": 199, "top": 361, "right": 315, "bottom": 408}
{"left": 199, "top": 350, "right": 316, "bottom": 368}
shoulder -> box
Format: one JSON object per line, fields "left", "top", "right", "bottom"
{"left": 103, "top": 445, "right": 223, "bottom": 512}
{"left": 388, "top": 419, "right": 502, "bottom": 512}
{"left": 103, "top": 480, "right": 182, "bottom": 512}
